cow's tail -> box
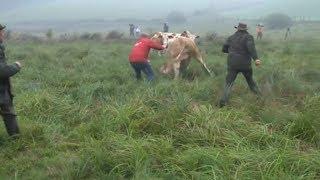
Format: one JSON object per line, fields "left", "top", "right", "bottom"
{"left": 194, "top": 46, "right": 212, "bottom": 76}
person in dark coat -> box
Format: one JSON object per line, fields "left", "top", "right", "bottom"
{"left": 220, "top": 23, "right": 261, "bottom": 107}
{"left": 129, "top": 24, "right": 135, "bottom": 37}
{"left": 284, "top": 27, "right": 291, "bottom": 40}
{"left": 163, "top": 22, "right": 169, "bottom": 33}
{"left": 0, "top": 24, "right": 22, "bottom": 137}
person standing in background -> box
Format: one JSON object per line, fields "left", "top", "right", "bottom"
{"left": 284, "top": 27, "right": 291, "bottom": 40}
{"left": 134, "top": 26, "right": 141, "bottom": 38}
{"left": 163, "top": 22, "right": 169, "bottom": 33}
{"left": 256, "top": 24, "right": 264, "bottom": 40}
{"left": 129, "top": 24, "right": 135, "bottom": 37}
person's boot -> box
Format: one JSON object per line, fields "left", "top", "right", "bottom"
{"left": 219, "top": 84, "right": 232, "bottom": 108}
{"left": 219, "top": 99, "right": 227, "bottom": 108}
{"left": 3, "top": 115, "right": 20, "bottom": 137}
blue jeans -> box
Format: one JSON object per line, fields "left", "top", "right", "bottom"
{"left": 130, "top": 62, "right": 154, "bottom": 81}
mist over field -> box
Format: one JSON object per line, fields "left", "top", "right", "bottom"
{"left": 1, "top": 0, "right": 320, "bottom": 33}
{"left": 1, "top": 1, "right": 320, "bottom": 180}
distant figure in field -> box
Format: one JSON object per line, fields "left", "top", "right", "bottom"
{"left": 163, "top": 22, "right": 169, "bottom": 33}
{"left": 0, "top": 24, "right": 22, "bottom": 137}
{"left": 128, "top": 33, "right": 165, "bottom": 81}
{"left": 256, "top": 24, "right": 264, "bottom": 40}
{"left": 129, "top": 24, "right": 135, "bottom": 37}
{"left": 134, "top": 26, "right": 141, "bottom": 38}
{"left": 220, "top": 23, "right": 261, "bottom": 107}
{"left": 284, "top": 27, "right": 291, "bottom": 40}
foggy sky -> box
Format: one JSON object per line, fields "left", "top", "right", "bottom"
{"left": 1, "top": 0, "right": 320, "bottom": 23}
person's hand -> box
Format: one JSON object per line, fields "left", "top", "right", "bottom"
{"left": 255, "top": 59, "right": 261, "bottom": 67}
{"left": 14, "top": 61, "right": 22, "bottom": 68}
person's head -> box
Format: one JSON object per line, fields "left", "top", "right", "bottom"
{"left": 0, "top": 24, "right": 6, "bottom": 42}
{"left": 234, "top": 23, "right": 248, "bottom": 32}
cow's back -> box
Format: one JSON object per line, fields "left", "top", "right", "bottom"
{"left": 168, "top": 37, "right": 199, "bottom": 56}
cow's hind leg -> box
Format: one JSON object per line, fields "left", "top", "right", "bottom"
{"left": 180, "top": 58, "right": 191, "bottom": 74}
{"left": 173, "top": 62, "right": 181, "bottom": 80}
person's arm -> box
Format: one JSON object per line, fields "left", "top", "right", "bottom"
{"left": 246, "top": 35, "right": 258, "bottom": 60}
{"left": 222, "top": 37, "right": 230, "bottom": 53}
{"left": 0, "top": 62, "right": 21, "bottom": 78}
{"left": 148, "top": 39, "right": 165, "bottom": 50}
{"left": 246, "top": 35, "right": 261, "bottom": 66}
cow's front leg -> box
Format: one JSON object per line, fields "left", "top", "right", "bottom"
{"left": 173, "top": 62, "right": 181, "bottom": 80}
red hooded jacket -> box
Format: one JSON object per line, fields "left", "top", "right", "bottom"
{"left": 129, "top": 37, "right": 164, "bottom": 63}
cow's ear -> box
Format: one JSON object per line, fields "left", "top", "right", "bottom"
{"left": 196, "top": 35, "right": 200, "bottom": 38}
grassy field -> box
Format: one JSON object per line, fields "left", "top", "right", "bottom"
{"left": 0, "top": 33, "right": 319, "bottom": 179}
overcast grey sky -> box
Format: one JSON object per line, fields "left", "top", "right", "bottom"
{"left": 1, "top": 0, "right": 319, "bottom": 23}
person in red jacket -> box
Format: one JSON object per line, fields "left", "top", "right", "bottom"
{"left": 129, "top": 33, "right": 165, "bottom": 81}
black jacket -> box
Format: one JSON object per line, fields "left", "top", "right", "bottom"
{"left": 0, "top": 42, "right": 20, "bottom": 104}
{"left": 222, "top": 30, "right": 258, "bottom": 69}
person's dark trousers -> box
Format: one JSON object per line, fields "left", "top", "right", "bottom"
{"left": 220, "top": 68, "right": 260, "bottom": 107}
{"left": 1, "top": 101, "right": 20, "bottom": 137}
{"left": 130, "top": 62, "right": 154, "bottom": 81}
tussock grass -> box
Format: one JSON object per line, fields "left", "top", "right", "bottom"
{"left": 0, "top": 37, "right": 319, "bottom": 179}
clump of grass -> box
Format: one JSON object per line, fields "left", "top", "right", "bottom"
{"left": 289, "top": 94, "right": 320, "bottom": 146}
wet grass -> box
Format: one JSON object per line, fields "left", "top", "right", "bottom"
{"left": 0, "top": 37, "right": 319, "bottom": 179}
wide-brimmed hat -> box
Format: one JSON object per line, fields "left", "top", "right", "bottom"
{"left": 0, "top": 24, "right": 6, "bottom": 31}
{"left": 234, "top": 23, "right": 248, "bottom": 30}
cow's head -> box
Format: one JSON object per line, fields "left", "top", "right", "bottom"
{"left": 151, "top": 32, "right": 165, "bottom": 45}
{"left": 181, "top": 31, "right": 200, "bottom": 41}
{"left": 152, "top": 32, "right": 173, "bottom": 47}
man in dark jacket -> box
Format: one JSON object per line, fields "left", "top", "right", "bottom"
{"left": 220, "top": 23, "right": 261, "bottom": 107}
{"left": 0, "top": 24, "right": 22, "bottom": 137}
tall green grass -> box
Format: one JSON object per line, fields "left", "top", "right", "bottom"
{"left": 0, "top": 37, "right": 319, "bottom": 179}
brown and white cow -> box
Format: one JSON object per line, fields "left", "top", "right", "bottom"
{"left": 153, "top": 32, "right": 211, "bottom": 79}
{"left": 153, "top": 31, "right": 200, "bottom": 56}
{"left": 154, "top": 31, "right": 199, "bottom": 47}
